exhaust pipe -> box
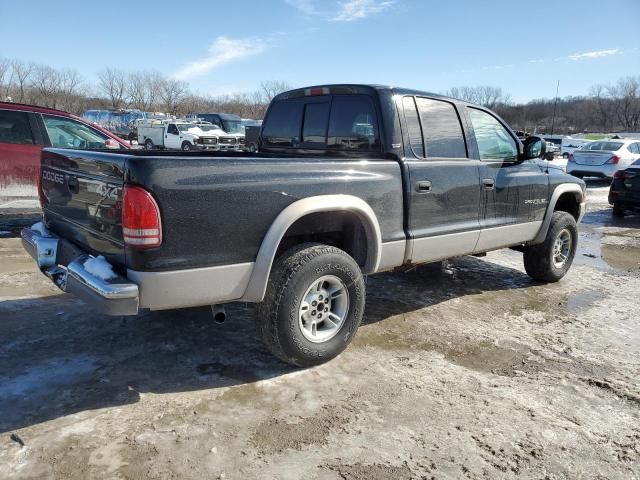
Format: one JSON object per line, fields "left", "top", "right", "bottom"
{"left": 211, "top": 304, "right": 226, "bottom": 324}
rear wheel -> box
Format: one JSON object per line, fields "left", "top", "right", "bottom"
{"left": 523, "top": 211, "right": 578, "bottom": 282}
{"left": 255, "top": 243, "right": 365, "bottom": 367}
{"left": 612, "top": 202, "right": 625, "bottom": 217}
{"left": 144, "top": 139, "right": 154, "bottom": 150}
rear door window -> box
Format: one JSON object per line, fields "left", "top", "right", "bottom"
{"left": 0, "top": 110, "right": 35, "bottom": 145}
{"left": 262, "top": 100, "right": 303, "bottom": 148}
{"left": 402, "top": 96, "right": 424, "bottom": 157}
{"left": 327, "top": 95, "right": 379, "bottom": 151}
{"left": 302, "top": 102, "right": 330, "bottom": 147}
{"left": 416, "top": 98, "right": 467, "bottom": 158}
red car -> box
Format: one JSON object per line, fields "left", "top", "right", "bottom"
{"left": 0, "top": 102, "right": 130, "bottom": 209}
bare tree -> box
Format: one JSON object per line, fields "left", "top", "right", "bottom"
{"left": 10, "top": 60, "right": 35, "bottom": 102}
{"left": 609, "top": 76, "right": 640, "bottom": 130}
{"left": 446, "top": 85, "right": 510, "bottom": 109}
{"left": 0, "top": 58, "right": 11, "bottom": 100}
{"left": 98, "top": 68, "right": 128, "bottom": 109}
{"left": 260, "top": 80, "right": 291, "bottom": 103}
{"left": 32, "top": 65, "right": 60, "bottom": 107}
{"left": 159, "top": 78, "right": 188, "bottom": 114}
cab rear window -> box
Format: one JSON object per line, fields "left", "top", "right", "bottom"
{"left": 262, "top": 95, "right": 380, "bottom": 152}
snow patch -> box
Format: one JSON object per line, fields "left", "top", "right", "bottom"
{"left": 84, "top": 256, "right": 118, "bottom": 280}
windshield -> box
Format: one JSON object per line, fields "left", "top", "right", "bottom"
{"left": 583, "top": 141, "right": 623, "bottom": 151}
{"left": 176, "top": 124, "right": 197, "bottom": 132}
{"left": 222, "top": 120, "right": 243, "bottom": 134}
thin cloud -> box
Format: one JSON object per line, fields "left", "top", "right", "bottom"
{"left": 285, "top": 0, "right": 395, "bottom": 22}
{"left": 568, "top": 48, "right": 620, "bottom": 60}
{"left": 284, "top": 0, "right": 320, "bottom": 15}
{"left": 331, "top": 0, "right": 396, "bottom": 21}
{"left": 172, "top": 36, "right": 268, "bottom": 80}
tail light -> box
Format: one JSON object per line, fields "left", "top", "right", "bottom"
{"left": 567, "top": 153, "right": 574, "bottom": 163}
{"left": 122, "top": 185, "right": 162, "bottom": 248}
{"left": 607, "top": 155, "right": 621, "bottom": 165}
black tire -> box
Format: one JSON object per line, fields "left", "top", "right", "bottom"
{"left": 144, "top": 139, "right": 154, "bottom": 150}
{"left": 181, "top": 141, "right": 193, "bottom": 151}
{"left": 545, "top": 152, "right": 555, "bottom": 161}
{"left": 562, "top": 152, "right": 569, "bottom": 159}
{"left": 612, "top": 202, "right": 625, "bottom": 217}
{"left": 523, "top": 211, "right": 578, "bottom": 282}
{"left": 248, "top": 143, "right": 257, "bottom": 153}
{"left": 255, "top": 243, "right": 365, "bottom": 367}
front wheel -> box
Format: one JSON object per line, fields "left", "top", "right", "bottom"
{"left": 523, "top": 211, "right": 578, "bottom": 282}
{"left": 255, "top": 243, "right": 365, "bottom": 367}
{"left": 612, "top": 202, "right": 625, "bottom": 217}
{"left": 181, "top": 141, "right": 193, "bottom": 151}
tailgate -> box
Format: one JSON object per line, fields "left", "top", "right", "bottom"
{"left": 40, "top": 148, "right": 126, "bottom": 266}
{"left": 573, "top": 151, "right": 613, "bottom": 166}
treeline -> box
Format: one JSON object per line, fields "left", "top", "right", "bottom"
{"left": 446, "top": 77, "right": 640, "bottom": 134}
{"left": 0, "top": 58, "right": 290, "bottom": 119}
{"left": 1, "top": 57, "right": 639, "bottom": 132}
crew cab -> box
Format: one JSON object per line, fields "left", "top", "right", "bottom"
{"left": 0, "top": 102, "right": 130, "bottom": 209}
{"left": 22, "top": 84, "right": 586, "bottom": 366}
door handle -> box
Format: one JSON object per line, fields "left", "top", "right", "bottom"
{"left": 482, "top": 178, "right": 495, "bottom": 190}
{"left": 415, "top": 180, "right": 432, "bottom": 193}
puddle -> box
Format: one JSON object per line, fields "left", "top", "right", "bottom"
{"left": 576, "top": 231, "right": 640, "bottom": 274}
{"left": 0, "top": 356, "right": 98, "bottom": 398}
{"left": 567, "top": 289, "right": 607, "bottom": 313}
{"left": 355, "top": 329, "right": 531, "bottom": 377}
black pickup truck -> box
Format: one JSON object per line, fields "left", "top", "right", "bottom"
{"left": 22, "top": 84, "right": 586, "bottom": 366}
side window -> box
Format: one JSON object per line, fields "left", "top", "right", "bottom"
{"left": 0, "top": 110, "right": 34, "bottom": 145}
{"left": 630, "top": 143, "right": 640, "bottom": 154}
{"left": 468, "top": 108, "right": 517, "bottom": 162}
{"left": 416, "top": 98, "right": 466, "bottom": 158}
{"left": 302, "top": 102, "right": 330, "bottom": 147}
{"left": 262, "top": 100, "right": 303, "bottom": 148}
{"left": 167, "top": 124, "right": 179, "bottom": 135}
{"left": 402, "top": 96, "right": 424, "bottom": 157}
{"left": 43, "top": 115, "right": 116, "bottom": 149}
{"left": 327, "top": 95, "right": 380, "bottom": 151}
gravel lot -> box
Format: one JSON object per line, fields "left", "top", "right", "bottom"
{"left": 0, "top": 181, "right": 639, "bottom": 480}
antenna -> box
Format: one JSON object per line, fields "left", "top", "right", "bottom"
{"left": 550, "top": 80, "right": 560, "bottom": 136}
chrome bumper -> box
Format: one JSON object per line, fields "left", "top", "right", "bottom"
{"left": 21, "top": 224, "right": 139, "bottom": 316}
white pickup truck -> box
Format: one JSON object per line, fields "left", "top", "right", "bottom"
{"left": 137, "top": 121, "right": 244, "bottom": 151}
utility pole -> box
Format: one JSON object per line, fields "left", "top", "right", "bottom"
{"left": 550, "top": 80, "right": 560, "bottom": 136}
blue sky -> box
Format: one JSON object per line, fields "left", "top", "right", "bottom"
{"left": 1, "top": 0, "right": 639, "bottom": 102}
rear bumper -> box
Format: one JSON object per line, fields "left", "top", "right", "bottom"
{"left": 21, "top": 225, "right": 139, "bottom": 316}
{"left": 566, "top": 163, "right": 617, "bottom": 179}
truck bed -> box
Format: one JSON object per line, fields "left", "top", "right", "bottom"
{"left": 40, "top": 148, "right": 404, "bottom": 274}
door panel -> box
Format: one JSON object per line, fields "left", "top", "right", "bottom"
{"left": 0, "top": 109, "right": 42, "bottom": 203}
{"left": 400, "top": 96, "right": 482, "bottom": 264}
{"left": 466, "top": 107, "right": 549, "bottom": 251}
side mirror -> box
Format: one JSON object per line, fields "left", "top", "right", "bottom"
{"left": 104, "top": 138, "right": 120, "bottom": 149}
{"left": 522, "top": 136, "right": 546, "bottom": 160}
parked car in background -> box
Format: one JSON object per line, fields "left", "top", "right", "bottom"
{"left": 188, "top": 112, "right": 244, "bottom": 134}
{"left": 609, "top": 159, "right": 640, "bottom": 217}
{"left": 560, "top": 138, "right": 592, "bottom": 158}
{"left": 244, "top": 125, "right": 261, "bottom": 152}
{"left": 0, "top": 102, "right": 130, "bottom": 209}
{"left": 137, "top": 120, "right": 244, "bottom": 151}
{"left": 567, "top": 139, "right": 640, "bottom": 180}
{"left": 83, "top": 109, "right": 148, "bottom": 141}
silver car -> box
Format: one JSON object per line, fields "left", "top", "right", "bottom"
{"left": 567, "top": 139, "right": 640, "bottom": 180}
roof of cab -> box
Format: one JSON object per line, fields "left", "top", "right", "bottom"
{"left": 274, "top": 83, "right": 466, "bottom": 105}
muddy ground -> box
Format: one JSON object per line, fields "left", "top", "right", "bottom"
{"left": 0, "top": 182, "right": 639, "bottom": 479}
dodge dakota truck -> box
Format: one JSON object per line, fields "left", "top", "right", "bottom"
{"left": 21, "top": 84, "right": 586, "bottom": 366}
